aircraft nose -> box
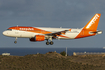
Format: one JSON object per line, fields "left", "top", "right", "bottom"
{"left": 3, "top": 31, "right": 8, "bottom": 36}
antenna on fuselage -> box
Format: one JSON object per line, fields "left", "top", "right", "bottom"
{"left": 17, "top": 25, "right": 18, "bottom": 27}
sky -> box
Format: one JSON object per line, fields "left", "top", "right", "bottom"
{"left": 0, "top": 0, "right": 105, "bottom": 48}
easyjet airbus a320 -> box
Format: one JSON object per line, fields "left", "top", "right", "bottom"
{"left": 3, "top": 14, "right": 102, "bottom": 45}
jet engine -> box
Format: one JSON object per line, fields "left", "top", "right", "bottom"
{"left": 30, "top": 35, "right": 45, "bottom": 42}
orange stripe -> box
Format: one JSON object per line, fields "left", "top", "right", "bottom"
{"left": 9, "top": 26, "right": 69, "bottom": 38}
{"left": 69, "top": 29, "right": 72, "bottom": 31}
{"left": 9, "top": 26, "right": 52, "bottom": 34}
{"left": 75, "top": 29, "right": 96, "bottom": 39}
{"left": 58, "top": 35, "right": 70, "bottom": 38}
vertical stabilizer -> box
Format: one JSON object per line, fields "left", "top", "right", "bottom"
{"left": 83, "top": 14, "right": 101, "bottom": 31}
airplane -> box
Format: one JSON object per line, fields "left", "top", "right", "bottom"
{"left": 3, "top": 13, "right": 102, "bottom": 45}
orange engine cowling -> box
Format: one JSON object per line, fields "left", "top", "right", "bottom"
{"left": 30, "top": 35, "right": 45, "bottom": 42}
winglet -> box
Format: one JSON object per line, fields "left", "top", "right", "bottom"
{"left": 83, "top": 13, "right": 101, "bottom": 31}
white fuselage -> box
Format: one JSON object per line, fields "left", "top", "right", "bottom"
{"left": 2, "top": 14, "right": 102, "bottom": 45}
{"left": 3, "top": 27, "right": 82, "bottom": 39}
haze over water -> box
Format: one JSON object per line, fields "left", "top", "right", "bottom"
{"left": 0, "top": 48, "right": 105, "bottom": 56}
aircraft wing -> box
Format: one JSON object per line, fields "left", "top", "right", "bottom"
{"left": 45, "top": 30, "right": 68, "bottom": 36}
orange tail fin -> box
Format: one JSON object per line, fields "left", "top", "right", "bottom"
{"left": 83, "top": 13, "right": 101, "bottom": 31}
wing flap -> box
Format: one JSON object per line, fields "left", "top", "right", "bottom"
{"left": 45, "top": 30, "right": 68, "bottom": 36}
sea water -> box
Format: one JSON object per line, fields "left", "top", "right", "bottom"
{"left": 0, "top": 48, "right": 105, "bottom": 56}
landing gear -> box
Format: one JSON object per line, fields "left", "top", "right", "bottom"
{"left": 14, "top": 37, "right": 17, "bottom": 44}
{"left": 50, "top": 41, "right": 54, "bottom": 45}
{"left": 46, "top": 41, "right": 54, "bottom": 45}
{"left": 46, "top": 39, "right": 54, "bottom": 45}
{"left": 14, "top": 41, "right": 17, "bottom": 44}
{"left": 46, "top": 41, "right": 49, "bottom": 45}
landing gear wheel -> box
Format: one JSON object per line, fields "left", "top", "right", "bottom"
{"left": 46, "top": 42, "right": 49, "bottom": 45}
{"left": 50, "top": 41, "right": 54, "bottom": 45}
{"left": 14, "top": 41, "right": 17, "bottom": 44}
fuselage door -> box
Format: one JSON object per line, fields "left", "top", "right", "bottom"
{"left": 15, "top": 26, "right": 19, "bottom": 34}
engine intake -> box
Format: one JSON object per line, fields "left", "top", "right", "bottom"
{"left": 30, "top": 35, "right": 45, "bottom": 42}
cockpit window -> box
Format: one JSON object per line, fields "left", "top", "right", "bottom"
{"left": 7, "top": 29, "right": 12, "bottom": 31}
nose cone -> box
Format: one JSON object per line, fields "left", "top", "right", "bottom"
{"left": 3, "top": 31, "right": 8, "bottom": 36}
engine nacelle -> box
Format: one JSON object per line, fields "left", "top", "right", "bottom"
{"left": 30, "top": 35, "right": 45, "bottom": 42}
